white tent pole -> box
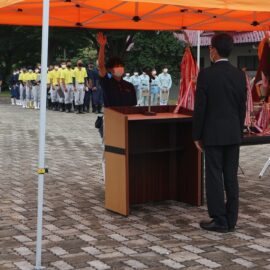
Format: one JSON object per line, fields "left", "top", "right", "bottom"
{"left": 35, "top": 0, "right": 50, "bottom": 268}
{"left": 197, "top": 31, "right": 201, "bottom": 69}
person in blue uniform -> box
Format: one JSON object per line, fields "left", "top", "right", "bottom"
{"left": 10, "top": 69, "right": 20, "bottom": 105}
{"left": 84, "top": 62, "right": 94, "bottom": 113}
{"left": 85, "top": 62, "right": 103, "bottom": 113}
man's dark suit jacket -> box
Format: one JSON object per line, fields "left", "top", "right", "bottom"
{"left": 192, "top": 61, "right": 247, "bottom": 146}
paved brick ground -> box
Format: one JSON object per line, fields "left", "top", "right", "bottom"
{"left": 0, "top": 103, "right": 270, "bottom": 270}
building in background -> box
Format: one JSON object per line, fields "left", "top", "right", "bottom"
{"left": 176, "top": 31, "right": 268, "bottom": 77}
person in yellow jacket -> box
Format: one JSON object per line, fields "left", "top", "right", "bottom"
{"left": 18, "top": 68, "right": 27, "bottom": 107}
{"left": 58, "top": 62, "right": 67, "bottom": 112}
{"left": 74, "top": 60, "right": 88, "bottom": 114}
{"left": 25, "top": 68, "right": 36, "bottom": 109}
{"left": 47, "top": 65, "right": 53, "bottom": 109}
{"left": 61, "top": 60, "right": 75, "bottom": 113}
{"left": 50, "top": 65, "right": 61, "bottom": 111}
{"left": 32, "top": 67, "right": 41, "bottom": 109}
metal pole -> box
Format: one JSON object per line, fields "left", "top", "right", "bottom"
{"left": 197, "top": 31, "right": 201, "bottom": 69}
{"left": 35, "top": 0, "right": 50, "bottom": 268}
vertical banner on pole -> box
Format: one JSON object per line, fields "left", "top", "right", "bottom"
{"left": 35, "top": 0, "right": 50, "bottom": 269}
{"left": 197, "top": 31, "right": 201, "bottom": 70}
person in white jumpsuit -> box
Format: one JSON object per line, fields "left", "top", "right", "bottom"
{"left": 130, "top": 71, "right": 141, "bottom": 104}
{"left": 158, "top": 68, "right": 172, "bottom": 105}
{"left": 139, "top": 71, "right": 150, "bottom": 106}
{"left": 32, "top": 68, "right": 41, "bottom": 109}
{"left": 123, "top": 73, "right": 132, "bottom": 83}
{"left": 150, "top": 69, "right": 161, "bottom": 106}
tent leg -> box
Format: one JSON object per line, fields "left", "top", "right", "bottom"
{"left": 35, "top": 0, "right": 50, "bottom": 268}
{"left": 259, "top": 157, "right": 270, "bottom": 178}
{"left": 35, "top": 175, "right": 45, "bottom": 270}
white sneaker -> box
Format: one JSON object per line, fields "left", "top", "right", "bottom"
{"left": 11, "top": 99, "right": 15, "bottom": 105}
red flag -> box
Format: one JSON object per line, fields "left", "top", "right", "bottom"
{"left": 257, "top": 103, "right": 270, "bottom": 132}
{"left": 244, "top": 73, "right": 254, "bottom": 127}
{"left": 174, "top": 47, "right": 198, "bottom": 113}
{"left": 252, "top": 35, "right": 270, "bottom": 102}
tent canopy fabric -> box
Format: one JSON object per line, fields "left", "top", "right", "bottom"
{"left": 126, "top": 0, "right": 270, "bottom": 12}
{"left": 0, "top": 0, "right": 270, "bottom": 31}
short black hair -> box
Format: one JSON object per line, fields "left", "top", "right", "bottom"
{"left": 211, "top": 33, "right": 233, "bottom": 58}
{"left": 106, "top": 57, "right": 124, "bottom": 69}
{"left": 142, "top": 67, "right": 150, "bottom": 73}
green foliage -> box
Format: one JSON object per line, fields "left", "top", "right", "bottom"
{"left": 125, "top": 31, "right": 185, "bottom": 80}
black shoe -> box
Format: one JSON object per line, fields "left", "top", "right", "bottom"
{"left": 65, "top": 104, "right": 69, "bottom": 113}
{"left": 68, "top": 104, "right": 72, "bottom": 113}
{"left": 200, "top": 220, "right": 228, "bottom": 233}
{"left": 79, "top": 105, "right": 85, "bottom": 114}
{"left": 228, "top": 227, "right": 235, "bottom": 232}
{"left": 97, "top": 105, "right": 102, "bottom": 114}
{"left": 59, "top": 103, "right": 65, "bottom": 112}
{"left": 76, "top": 105, "right": 80, "bottom": 114}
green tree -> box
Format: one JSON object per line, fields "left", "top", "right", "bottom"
{"left": 125, "top": 31, "right": 185, "bottom": 80}
{"left": 0, "top": 26, "right": 41, "bottom": 89}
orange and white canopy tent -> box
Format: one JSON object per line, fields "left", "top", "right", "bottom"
{"left": 0, "top": 0, "right": 270, "bottom": 31}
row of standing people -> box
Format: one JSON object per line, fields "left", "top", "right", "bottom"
{"left": 123, "top": 68, "right": 172, "bottom": 106}
{"left": 9, "top": 61, "right": 103, "bottom": 114}
{"left": 10, "top": 66, "right": 41, "bottom": 109}
{"left": 9, "top": 62, "right": 172, "bottom": 111}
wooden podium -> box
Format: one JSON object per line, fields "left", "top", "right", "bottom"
{"left": 104, "top": 105, "right": 202, "bottom": 216}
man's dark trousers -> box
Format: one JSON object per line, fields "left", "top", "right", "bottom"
{"left": 83, "top": 90, "right": 92, "bottom": 111}
{"left": 204, "top": 144, "right": 239, "bottom": 228}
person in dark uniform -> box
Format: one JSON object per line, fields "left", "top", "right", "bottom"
{"left": 10, "top": 69, "right": 20, "bottom": 105}
{"left": 85, "top": 61, "right": 104, "bottom": 113}
{"left": 97, "top": 32, "right": 137, "bottom": 107}
{"left": 83, "top": 62, "right": 94, "bottom": 113}
{"left": 193, "top": 33, "right": 247, "bottom": 233}
{"left": 84, "top": 62, "right": 103, "bottom": 113}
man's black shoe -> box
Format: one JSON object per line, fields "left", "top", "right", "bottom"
{"left": 200, "top": 220, "right": 228, "bottom": 233}
{"left": 228, "top": 227, "right": 235, "bottom": 232}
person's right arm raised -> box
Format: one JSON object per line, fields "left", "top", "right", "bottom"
{"left": 97, "top": 32, "right": 107, "bottom": 78}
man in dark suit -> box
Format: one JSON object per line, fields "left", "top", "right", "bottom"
{"left": 193, "top": 33, "right": 247, "bottom": 233}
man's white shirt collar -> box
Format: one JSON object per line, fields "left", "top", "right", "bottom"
{"left": 215, "top": 58, "right": 229, "bottom": 63}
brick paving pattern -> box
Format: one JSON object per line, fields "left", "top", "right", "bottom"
{"left": 0, "top": 103, "right": 270, "bottom": 269}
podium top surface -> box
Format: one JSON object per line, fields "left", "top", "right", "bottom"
{"left": 127, "top": 113, "right": 192, "bottom": 121}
